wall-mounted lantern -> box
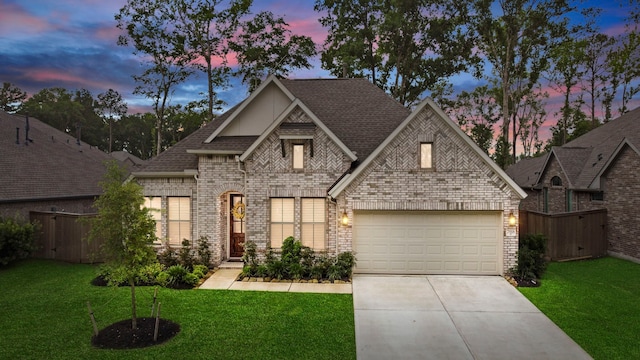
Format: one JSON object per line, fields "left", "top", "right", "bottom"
{"left": 508, "top": 212, "right": 517, "bottom": 227}
{"left": 341, "top": 209, "right": 349, "bottom": 226}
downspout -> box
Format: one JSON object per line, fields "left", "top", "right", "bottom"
{"left": 193, "top": 172, "right": 199, "bottom": 240}
{"left": 235, "top": 156, "right": 247, "bottom": 187}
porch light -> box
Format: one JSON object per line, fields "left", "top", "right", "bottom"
{"left": 341, "top": 210, "right": 349, "bottom": 226}
{"left": 508, "top": 212, "right": 517, "bottom": 226}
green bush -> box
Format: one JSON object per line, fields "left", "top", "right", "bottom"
{"left": 179, "top": 239, "right": 195, "bottom": 270}
{"left": 158, "top": 245, "right": 178, "bottom": 267}
{"left": 196, "top": 236, "right": 212, "bottom": 267}
{"left": 239, "top": 237, "right": 357, "bottom": 282}
{"left": 155, "top": 271, "right": 169, "bottom": 286}
{"left": 166, "top": 265, "right": 189, "bottom": 285}
{"left": 0, "top": 217, "right": 38, "bottom": 266}
{"left": 515, "top": 233, "right": 547, "bottom": 280}
{"left": 183, "top": 272, "right": 199, "bottom": 286}
{"left": 192, "top": 264, "right": 209, "bottom": 278}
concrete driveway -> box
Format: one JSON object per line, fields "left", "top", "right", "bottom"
{"left": 352, "top": 275, "right": 592, "bottom": 360}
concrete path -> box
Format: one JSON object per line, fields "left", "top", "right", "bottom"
{"left": 198, "top": 268, "right": 352, "bottom": 294}
{"left": 353, "top": 275, "right": 592, "bottom": 360}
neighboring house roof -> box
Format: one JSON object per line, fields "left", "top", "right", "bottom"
{"left": 505, "top": 154, "right": 548, "bottom": 189}
{"left": 135, "top": 76, "right": 410, "bottom": 176}
{"left": 110, "top": 151, "right": 146, "bottom": 168}
{"left": 0, "top": 110, "right": 115, "bottom": 202}
{"left": 507, "top": 106, "right": 640, "bottom": 190}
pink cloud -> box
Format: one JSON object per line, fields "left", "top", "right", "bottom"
{"left": 0, "top": 3, "right": 50, "bottom": 35}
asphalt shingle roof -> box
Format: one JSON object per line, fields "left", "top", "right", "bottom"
{"left": 507, "top": 106, "right": 640, "bottom": 189}
{"left": 137, "top": 78, "right": 411, "bottom": 174}
{"left": 0, "top": 111, "right": 115, "bottom": 202}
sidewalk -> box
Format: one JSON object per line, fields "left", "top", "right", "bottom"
{"left": 198, "top": 268, "right": 352, "bottom": 294}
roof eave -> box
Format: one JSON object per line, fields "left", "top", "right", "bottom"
{"left": 186, "top": 149, "right": 244, "bottom": 155}
{"left": 131, "top": 170, "right": 198, "bottom": 178}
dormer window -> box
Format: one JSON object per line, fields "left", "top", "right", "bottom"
{"left": 551, "top": 176, "right": 562, "bottom": 187}
{"left": 293, "top": 144, "right": 304, "bottom": 169}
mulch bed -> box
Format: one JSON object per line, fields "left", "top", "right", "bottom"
{"left": 91, "top": 317, "right": 180, "bottom": 349}
{"left": 512, "top": 276, "right": 541, "bottom": 287}
{"left": 90, "top": 275, "right": 193, "bottom": 289}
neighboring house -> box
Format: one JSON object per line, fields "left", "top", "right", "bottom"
{"left": 133, "top": 76, "right": 525, "bottom": 275}
{"left": 506, "top": 107, "right": 640, "bottom": 261}
{"left": 0, "top": 110, "right": 119, "bottom": 220}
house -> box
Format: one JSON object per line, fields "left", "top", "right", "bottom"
{"left": 133, "top": 76, "right": 526, "bottom": 275}
{"left": 0, "top": 110, "right": 117, "bottom": 220}
{"left": 506, "top": 107, "right": 640, "bottom": 262}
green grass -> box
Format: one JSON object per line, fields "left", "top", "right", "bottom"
{"left": 519, "top": 257, "right": 640, "bottom": 360}
{"left": 0, "top": 260, "right": 356, "bottom": 360}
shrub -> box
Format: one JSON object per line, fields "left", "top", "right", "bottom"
{"left": 267, "top": 259, "right": 286, "bottom": 280}
{"left": 0, "top": 217, "right": 38, "bottom": 266}
{"left": 515, "top": 233, "right": 547, "bottom": 280}
{"left": 183, "top": 273, "right": 199, "bottom": 286}
{"left": 158, "top": 245, "right": 178, "bottom": 268}
{"left": 196, "top": 236, "right": 212, "bottom": 267}
{"left": 241, "top": 241, "right": 258, "bottom": 267}
{"left": 178, "top": 239, "right": 195, "bottom": 270}
{"left": 155, "top": 271, "right": 169, "bottom": 287}
{"left": 192, "top": 264, "right": 209, "bottom": 278}
{"left": 166, "top": 265, "right": 189, "bottom": 285}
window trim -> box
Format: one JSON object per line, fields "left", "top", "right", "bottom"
{"left": 143, "top": 196, "right": 162, "bottom": 243}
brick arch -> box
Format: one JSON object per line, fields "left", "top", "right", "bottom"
{"left": 212, "top": 183, "right": 245, "bottom": 197}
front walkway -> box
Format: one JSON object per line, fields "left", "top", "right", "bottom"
{"left": 198, "top": 268, "right": 352, "bottom": 294}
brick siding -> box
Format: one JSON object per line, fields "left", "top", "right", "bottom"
{"left": 602, "top": 146, "right": 640, "bottom": 260}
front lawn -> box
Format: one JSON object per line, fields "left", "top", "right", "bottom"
{"left": 0, "top": 260, "right": 356, "bottom": 360}
{"left": 519, "top": 256, "right": 640, "bottom": 360}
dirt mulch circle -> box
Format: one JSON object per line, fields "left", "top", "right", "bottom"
{"left": 91, "top": 317, "right": 180, "bottom": 349}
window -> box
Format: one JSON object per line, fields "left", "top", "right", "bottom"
{"left": 143, "top": 197, "right": 162, "bottom": 242}
{"left": 420, "top": 143, "right": 432, "bottom": 169}
{"left": 270, "top": 198, "right": 294, "bottom": 248}
{"left": 591, "top": 191, "right": 604, "bottom": 201}
{"left": 301, "top": 198, "right": 325, "bottom": 250}
{"left": 293, "top": 144, "right": 304, "bottom": 169}
{"left": 551, "top": 176, "right": 562, "bottom": 187}
{"left": 168, "top": 197, "right": 190, "bottom": 245}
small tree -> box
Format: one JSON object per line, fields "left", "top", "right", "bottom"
{"left": 88, "top": 161, "right": 158, "bottom": 329}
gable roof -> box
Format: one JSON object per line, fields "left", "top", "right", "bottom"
{"left": 0, "top": 111, "right": 115, "bottom": 203}
{"left": 508, "top": 106, "right": 640, "bottom": 190}
{"left": 505, "top": 155, "right": 548, "bottom": 189}
{"left": 134, "top": 77, "right": 410, "bottom": 176}
{"left": 595, "top": 138, "right": 640, "bottom": 180}
{"left": 329, "top": 98, "right": 527, "bottom": 199}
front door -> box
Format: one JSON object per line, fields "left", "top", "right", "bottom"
{"left": 230, "top": 194, "right": 245, "bottom": 258}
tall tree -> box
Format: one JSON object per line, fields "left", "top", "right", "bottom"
{"left": 97, "top": 89, "right": 128, "bottom": 153}
{"left": 315, "top": 0, "right": 382, "bottom": 84}
{"left": 604, "top": 29, "right": 640, "bottom": 117}
{"left": 231, "top": 11, "right": 317, "bottom": 92}
{"left": 116, "top": 0, "right": 195, "bottom": 156}
{"left": 0, "top": 82, "right": 27, "bottom": 113}
{"left": 173, "top": 0, "right": 251, "bottom": 120}
{"left": 471, "top": 0, "right": 572, "bottom": 166}
{"left": 316, "top": 0, "right": 475, "bottom": 106}
{"left": 547, "top": 38, "right": 587, "bottom": 145}
{"left": 88, "top": 161, "right": 158, "bottom": 330}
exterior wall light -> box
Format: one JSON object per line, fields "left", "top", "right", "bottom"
{"left": 341, "top": 210, "right": 349, "bottom": 226}
{"left": 508, "top": 212, "right": 517, "bottom": 227}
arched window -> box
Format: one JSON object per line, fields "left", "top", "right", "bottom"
{"left": 551, "top": 176, "right": 562, "bottom": 187}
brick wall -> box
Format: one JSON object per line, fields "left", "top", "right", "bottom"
{"left": 339, "top": 107, "right": 522, "bottom": 273}
{"left": 0, "top": 198, "right": 96, "bottom": 221}
{"left": 602, "top": 146, "right": 640, "bottom": 260}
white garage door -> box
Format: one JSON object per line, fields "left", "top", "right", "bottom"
{"left": 353, "top": 211, "right": 502, "bottom": 275}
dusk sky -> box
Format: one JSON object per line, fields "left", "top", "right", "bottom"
{"left": 1, "top": 0, "right": 637, "bottom": 141}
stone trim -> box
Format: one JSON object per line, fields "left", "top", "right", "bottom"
{"left": 351, "top": 201, "right": 504, "bottom": 211}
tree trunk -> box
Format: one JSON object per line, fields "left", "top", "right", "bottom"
{"left": 130, "top": 278, "right": 137, "bottom": 329}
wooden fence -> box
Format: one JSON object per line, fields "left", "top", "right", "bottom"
{"left": 30, "top": 211, "right": 103, "bottom": 263}
{"left": 519, "top": 209, "right": 607, "bottom": 260}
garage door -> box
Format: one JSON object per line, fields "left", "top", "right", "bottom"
{"left": 353, "top": 211, "right": 502, "bottom": 275}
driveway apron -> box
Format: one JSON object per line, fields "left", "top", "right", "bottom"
{"left": 352, "top": 275, "right": 592, "bottom": 360}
